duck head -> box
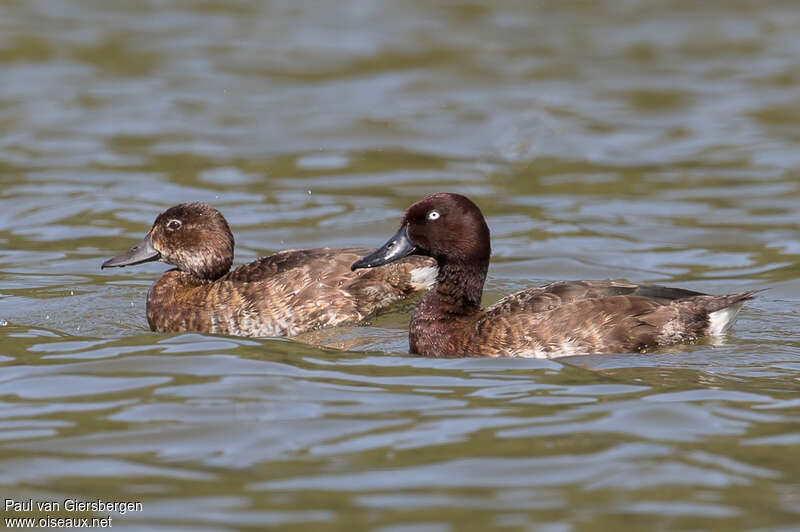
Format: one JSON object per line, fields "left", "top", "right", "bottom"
{"left": 352, "top": 193, "right": 490, "bottom": 270}
{"left": 102, "top": 202, "right": 234, "bottom": 281}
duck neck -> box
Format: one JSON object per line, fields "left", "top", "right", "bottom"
{"left": 172, "top": 246, "right": 233, "bottom": 282}
{"left": 424, "top": 258, "right": 488, "bottom": 316}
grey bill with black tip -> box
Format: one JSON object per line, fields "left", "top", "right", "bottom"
{"left": 351, "top": 225, "right": 417, "bottom": 270}
{"left": 101, "top": 233, "right": 160, "bottom": 269}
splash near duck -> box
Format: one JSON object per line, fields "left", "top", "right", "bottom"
{"left": 352, "top": 193, "right": 758, "bottom": 358}
{"left": 103, "top": 202, "right": 436, "bottom": 337}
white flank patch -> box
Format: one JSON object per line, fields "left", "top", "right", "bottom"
{"left": 410, "top": 266, "right": 438, "bottom": 290}
{"left": 708, "top": 303, "right": 744, "bottom": 336}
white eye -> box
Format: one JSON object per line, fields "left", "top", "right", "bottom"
{"left": 427, "top": 210, "right": 440, "bottom": 221}
{"left": 166, "top": 219, "right": 182, "bottom": 231}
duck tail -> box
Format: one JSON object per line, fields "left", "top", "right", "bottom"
{"left": 389, "top": 257, "right": 438, "bottom": 293}
{"left": 704, "top": 289, "right": 762, "bottom": 336}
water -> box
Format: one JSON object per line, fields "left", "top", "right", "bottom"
{"left": 1, "top": 0, "right": 799, "bottom": 530}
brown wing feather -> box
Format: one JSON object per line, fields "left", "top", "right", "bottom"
{"left": 471, "top": 295, "right": 668, "bottom": 356}
{"left": 147, "top": 248, "right": 436, "bottom": 337}
{"left": 462, "top": 289, "right": 757, "bottom": 357}
{"left": 484, "top": 280, "right": 706, "bottom": 316}
{"left": 222, "top": 248, "right": 367, "bottom": 282}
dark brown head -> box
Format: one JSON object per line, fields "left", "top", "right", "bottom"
{"left": 102, "top": 202, "right": 234, "bottom": 281}
{"left": 352, "top": 193, "right": 491, "bottom": 270}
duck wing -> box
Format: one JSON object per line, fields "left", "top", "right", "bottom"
{"left": 225, "top": 248, "right": 434, "bottom": 287}
{"left": 207, "top": 248, "right": 436, "bottom": 337}
{"left": 484, "top": 280, "right": 705, "bottom": 316}
{"left": 474, "top": 289, "right": 758, "bottom": 357}
{"left": 222, "top": 248, "right": 365, "bottom": 281}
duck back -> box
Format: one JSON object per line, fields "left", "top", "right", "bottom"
{"left": 409, "top": 281, "right": 757, "bottom": 358}
{"left": 147, "top": 248, "right": 436, "bottom": 337}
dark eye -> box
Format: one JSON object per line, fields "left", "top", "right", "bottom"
{"left": 166, "top": 219, "right": 182, "bottom": 231}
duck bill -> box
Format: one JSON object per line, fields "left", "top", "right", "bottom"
{"left": 101, "top": 233, "right": 160, "bottom": 269}
{"left": 352, "top": 225, "right": 417, "bottom": 270}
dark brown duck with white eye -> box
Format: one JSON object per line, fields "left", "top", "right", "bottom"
{"left": 352, "top": 193, "right": 758, "bottom": 358}
{"left": 102, "top": 202, "right": 437, "bottom": 337}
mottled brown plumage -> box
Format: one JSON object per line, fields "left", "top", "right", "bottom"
{"left": 352, "top": 193, "right": 758, "bottom": 358}
{"left": 102, "top": 203, "right": 437, "bottom": 337}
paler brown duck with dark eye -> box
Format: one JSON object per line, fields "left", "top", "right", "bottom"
{"left": 102, "top": 202, "right": 437, "bottom": 337}
{"left": 352, "top": 193, "right": 759, "bottom": 358}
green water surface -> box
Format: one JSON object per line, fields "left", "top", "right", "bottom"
{"left": 1, "top": 1, "right": 799, "bottom": 530}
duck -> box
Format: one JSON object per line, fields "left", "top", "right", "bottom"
{"left": 351, "top": 193, "right": 758, "bottom": 358}
{"left": 102, "top": 202, "right": 437, "bottom": 337}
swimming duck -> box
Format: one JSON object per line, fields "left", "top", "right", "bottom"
{"left": 102, "top": 202, "right": 437, "bottom": 337}
{"left": 351, "top": 193, "right": 757, "bottom": 358}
